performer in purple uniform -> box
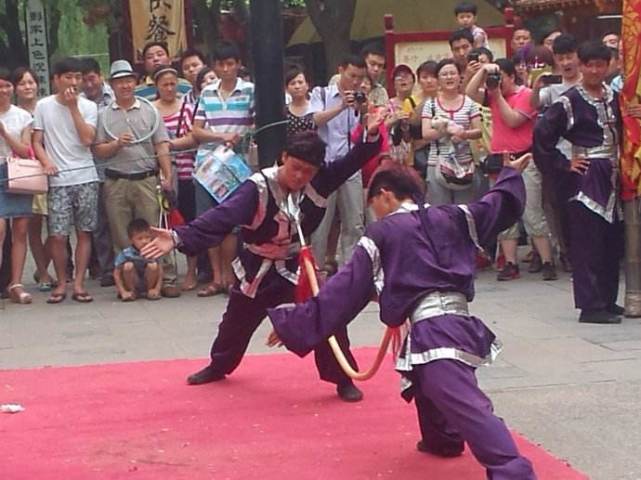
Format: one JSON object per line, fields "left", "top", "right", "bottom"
{"left": 142, "top": 113, "right": 384, "bottom": 402}
{"left": 534, "top": 41, "right": 623, "bottom": 324}
{"left": 267, "top": 159, "right": 536, "bottom": 479}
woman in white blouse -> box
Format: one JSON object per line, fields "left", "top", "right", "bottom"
{"left": 0, "top": 68, "right": 40, "bottom": 303}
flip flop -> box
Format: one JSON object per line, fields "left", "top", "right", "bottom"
{"left": 47, "top": 292, "right": 67, "bottom": 304}
{"left": 72, "top": 292, "right": 93, "bottom": 303}
{"left": 197, "top": 283, "right": 225, "bottom": 297}
{"left": 146, "top": 292, "right": 162, "bottom": 301}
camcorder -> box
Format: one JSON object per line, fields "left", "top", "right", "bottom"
{"left": 485, "top": 72, "right": 501, "bottom": 89}
{"left": 540, "top": 74, "right": 563, "bottom": 85}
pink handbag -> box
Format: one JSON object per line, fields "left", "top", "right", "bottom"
{"left": 6, "top": 154, "right": 48, "bottom": 195}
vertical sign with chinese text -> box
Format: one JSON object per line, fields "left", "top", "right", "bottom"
{"left": 130, "top": 0, "right": 188, "bottom": 61}
{"left": 25, "top": 0, "right": 50, "bottom": 97}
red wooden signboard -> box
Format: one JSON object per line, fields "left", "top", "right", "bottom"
{"left": 383, "top": 10, "right": 516, "bottom": 96}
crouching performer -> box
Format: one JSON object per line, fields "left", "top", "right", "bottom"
{"left": 267, "top": 158, "right": 537, "bottom": 478}
{"left": 142, "top": 114, "right": 384, "bottom": 402}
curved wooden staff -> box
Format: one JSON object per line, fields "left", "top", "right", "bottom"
{"left": 299, "top": 253, "right": 398, "bottom": 381}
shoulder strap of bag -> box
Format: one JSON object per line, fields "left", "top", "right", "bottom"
{"left": 175, "top": 97, "right": 188, "bottom": 138}
{"left": 191, "top": 97, "right": 200, "bottom": 124}
{"left": 431, "top": 98, "right": 440, "bottom": 157}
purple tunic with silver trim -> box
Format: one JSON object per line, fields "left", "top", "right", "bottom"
{"left": 533, "top": 84, "right": 621, "bottom": 222}
{"left": 268, "top": 167, "right": 525, "bottom": 393}
{"left": 173, "top": 136, "right": 382, "bottom": 298}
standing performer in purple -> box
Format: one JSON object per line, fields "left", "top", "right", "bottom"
{"left": 142, "top": 115, "right": 384, "bottom": 402}
{"left": 267, "top": 158, "right": 536, "bottom": 478}
{"left": 534, "top": 41, "right": 623, "bottom": 324}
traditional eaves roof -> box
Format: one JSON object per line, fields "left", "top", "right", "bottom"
{"left": 514, "top": 0, "right": 620, "bottom": 12}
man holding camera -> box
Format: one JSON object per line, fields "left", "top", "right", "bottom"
{"left": 531, "top": 35, "right": 581, "bottom": 112}
{"left": 309, "top": 54, "right": 368, "bottom": 270}
{"left": 531, "top": 34, "right": 581, "bottom": 273}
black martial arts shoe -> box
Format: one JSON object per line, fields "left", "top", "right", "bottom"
{"left": 607, "top": 304, "right": 625, "bottom": 315}
{"left": 336, "top": 381, "right": 363, "bottom": 402}
{"left": 578, "top": 309, "right": 622, "bottom": 324}
{"left": 187, "top": 365, "right": 226, "bottom": 385}
{"left": 416, "top": 440, "right": 464, "bottom": 458}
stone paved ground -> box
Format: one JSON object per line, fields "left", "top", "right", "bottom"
{"left": 2, "top": 264, "right": 640, "bottom": 479}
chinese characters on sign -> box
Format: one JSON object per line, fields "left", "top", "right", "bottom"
{"left": 130, "top": 0, "right": 187, "bottom": 61}
{"left": 393, "top": 39, "right": 506, "bottom": 76}
{"left": 26, "top": 0, "right": 50, "bottom": 97}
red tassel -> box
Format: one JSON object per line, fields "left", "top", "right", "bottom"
{"left": 168, "top": 208, "right": 185, "bottom": 228}
{"left": 295, "top": 246, "right": 318, "bottom": 303}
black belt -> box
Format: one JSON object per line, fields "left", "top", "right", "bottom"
{"left": 104, "top": 169, "right": 158, "bottom": 181}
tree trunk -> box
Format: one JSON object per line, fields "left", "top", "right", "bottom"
{"left": 192, "top": 0, "right": 222, "bottom": 55}
{"left": 305, "top": 0, "right": 356, "bottom": 79}
{"left": 0, "top": 0, "right": 27, "bottom": 68}
{"left": 47, "top": 2, "right": 62, "bottom": 58}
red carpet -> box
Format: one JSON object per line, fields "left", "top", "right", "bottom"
{"left": 1, "top": 348, "right": 586, "bottom": 480}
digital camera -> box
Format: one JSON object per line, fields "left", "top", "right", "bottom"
{"left": 485, "top": 73, "right": 501, "bottom": 89}
{"left": 353, "top": 91, "right": 367, "bottom": 104}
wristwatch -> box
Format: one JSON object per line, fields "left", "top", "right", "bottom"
{"left": 170, "top": 229, "right": 182, "bottom": 248}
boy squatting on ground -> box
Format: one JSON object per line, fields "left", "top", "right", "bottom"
{"left": 114, "top": 219, "right": 162, "bottom": 302}
{"left": 267, "top": 157, "right": 537, "bottom": 479}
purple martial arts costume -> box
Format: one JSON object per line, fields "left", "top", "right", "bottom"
{"left": 534, "top": 84, "right": 623, "bottom": 312}
{"left": 268, "top": 167, "right": 536, "bottom": 479}
{"left": 173, "top": 135, "right": 382, "bottom": 385}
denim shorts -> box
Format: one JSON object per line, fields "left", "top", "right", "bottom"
{"left": 194, "top": 180, "right": 219, "bottom": 215}
{"left": 194, "top": 181, "right": 240, "bottom": 234}
{"left": 47, "top": 182, "right": 99, "bottom": 236}
{"left": 0, "top": 162, "right": 33, "bottom": 219}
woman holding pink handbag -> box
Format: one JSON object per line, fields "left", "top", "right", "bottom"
{"left": 13, "top": 67, "right": 55, "bottom": 292}
{"left": 0, "top": 68, "right": 39, "bottom": 304}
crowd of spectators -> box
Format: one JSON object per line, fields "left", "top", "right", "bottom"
{"left": 0, "top": 2, "right": 633, "bottom": 324}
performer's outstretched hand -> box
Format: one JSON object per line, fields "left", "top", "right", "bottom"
{"left": 504, "top": 152, "right": 531, "bottom": 173}
{"left": 266, "top": 330, "right": 284, "bottom": 348}
{"left": 141, "top": 227, "right": 175, "bottom": 260}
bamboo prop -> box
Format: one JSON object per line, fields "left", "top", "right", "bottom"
{"left": 287, "top": 195, "right": 398, "bottom": 381}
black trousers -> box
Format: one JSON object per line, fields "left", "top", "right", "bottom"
{"left": 568, "top": 202, "right": 623, "bottom": 311}
{"left": 208, "top": 271, "right": 357, "bottom": 385}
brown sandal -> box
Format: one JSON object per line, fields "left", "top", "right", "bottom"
{"left": 197, "top": 283, "right": 225, "bottom": 297}
{"left": 71, "top": 291, "right": 93, "bottom": 303}
{"left": 7, "top": 284, "right": 32, "bottom": 305}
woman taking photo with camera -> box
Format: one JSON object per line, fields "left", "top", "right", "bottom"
{"left": 466, "top": 58, "right": 557, "bottom": 282}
